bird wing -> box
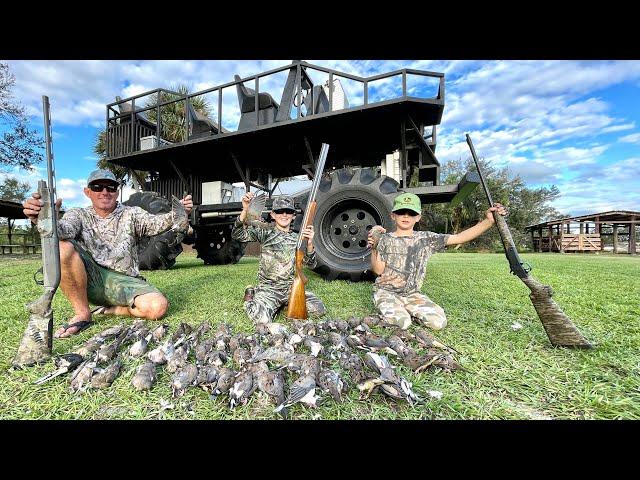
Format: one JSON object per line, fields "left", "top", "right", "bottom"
{"left": 284, "top": 376, "right": 315, "bottom": 406}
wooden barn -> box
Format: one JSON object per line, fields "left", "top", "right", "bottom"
{"left": 525, "top": 210, "right": 639, "bottom": 254}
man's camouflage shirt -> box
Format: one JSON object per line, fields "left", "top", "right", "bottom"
{"left": 231, "top": 219, "right": 317, "bottom": 290}
{"left": 57, "top": 203, "right": 177, "bottom": 277}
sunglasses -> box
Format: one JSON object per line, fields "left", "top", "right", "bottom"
{"left": 89, "top": 183, "right": 118, "bottom": 193}
{"left": 273, "top": 209, "right": 295, "bottom": 215}
{"left": 393, "top": 209, "right": 419, "bottom": 217}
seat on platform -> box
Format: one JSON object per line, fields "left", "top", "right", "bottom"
{"left": 234, "top": 75, "right": 279, "bottom": 130}
{"left": 186, "top": 101, "right": 228, "bottom": 139}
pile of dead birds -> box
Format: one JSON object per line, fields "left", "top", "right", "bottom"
{"left": 34, "top": 315, "right": 464, "bottom": 417}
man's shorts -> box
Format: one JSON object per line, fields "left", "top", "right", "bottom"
{"left": 69, "top": 240, "right": 161, "bottom": 308}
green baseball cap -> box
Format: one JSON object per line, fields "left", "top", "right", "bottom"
{"left": 392, "top": 193, "right": 422, "bottom": 215}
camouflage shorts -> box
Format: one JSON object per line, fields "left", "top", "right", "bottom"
{"left": 69, "top": 240, "right": 160, "bottom": 308}
{"left": 244, "top": 285, "right": 326, "bottom": 324}
{"left": 373, "top": 288, "right": 447, "bottom": 330}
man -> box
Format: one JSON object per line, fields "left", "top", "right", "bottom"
{"left": 22, "top": 169, "right": 193, "bottom": 338}
{"left": 231, "top": 192, "right": 326, "bottom": 325}
{"left": 368, "top": 192, "right": 507, "bottom": 330}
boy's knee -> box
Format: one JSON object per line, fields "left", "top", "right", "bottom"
{"left": 380, "top": 310, "right": 412, "bottom": 330}
{"left": 421, "top": 314, "right": 447, "bottom": 330}
{"left": 430, "top": 317, "right": 447, "bottom": 330}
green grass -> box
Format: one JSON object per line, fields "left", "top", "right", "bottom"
{"left": 1, "top": 251, "right": 639, "bottom": 420}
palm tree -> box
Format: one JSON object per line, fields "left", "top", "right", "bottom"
{"left": 93, "top": 84, "right": 212, "bottom": 186}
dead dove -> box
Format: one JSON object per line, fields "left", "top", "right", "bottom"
{"left": 90, "top": 357, "right": 122, "bottom": 389}
{"left": 317, "top": 369, "right": 346, "bottom": 402}
{"left": 357, "top": 377, "right": 385, "bottom": 399}
{"left": 148, "top": 336, "right": 178, "bottom": 365}
{"left": 34, "top": 353, "right": 85, "bottom": 385}
{"left": 211, "top": 367, "right": 236, "bottom": 399}
{"left": 195, "top": 338, "right": 216, "bottom": 364}
{"left": 274, "top": 374, "right": 319, "bottom": 413}
{"left": 171, "top": 363, "right": 198, "bottom": 397}
{"left": 129, "top": 332, "right": 153, "bottom": 358}
{"left": 339, "top": 353, "right": 369, "bottom": 384}
{"left": 204, "top": 350, "right": 228, "bottom": 367}
{"left": 303, "top": 336, "right": 324, "bottom": 357}
{"left": 69, "top": 356, "right": 98, "bottom": 393}
{"left": 229, "top": 370, "right": 257, "bottom": 409}
{"left": 131, "top": 361, "right": 157, "bottom": 391}
{"left": 151, "top": 323, "right": 169, "bottom": 342}
{"left": 233, "top": 347, "right": 251, "bottom": 369}
{"left": 166, "top": 344, "right": 190, "bottom": 373}
{"left": 414, "top": 328, "right": 458, "bottom": 355}
{"left": 196, "top": 364, "right": 220, "bottom": 391}
{"left": 250, "top": 344, "right": 295, "bottom": 365}
{"left": 255, "top": 364, "right": 286, "bottom": 407}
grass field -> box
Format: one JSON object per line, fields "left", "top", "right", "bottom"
{"left": 1, "top": 251, "right": 638, "bottom": 420}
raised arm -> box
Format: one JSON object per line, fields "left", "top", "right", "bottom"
{"left": 446, "top": 203, "right": 508, "bottom": 246}
{"left": 231, "top": 191, "right": 264, "bottom": 243}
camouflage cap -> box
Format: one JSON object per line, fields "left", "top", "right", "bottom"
{"left": 87, "top": 169, "right": 119, "bottom": 186}
{"left": 392, "top": 192, "right": 422, "bottom": 214}
{"left": 272, "top": 195, "right": 295, "bottom": 212}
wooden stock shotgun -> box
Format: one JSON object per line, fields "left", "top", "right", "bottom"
{"left": 286, "top": 143, "right": 329, "bottom": 320}
{"left": 466, "top": 134, "right": 591, "bottom": 348}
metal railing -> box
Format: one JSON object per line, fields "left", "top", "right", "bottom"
{"left": 105, "top": 62, "right": 445, "bottom": 159}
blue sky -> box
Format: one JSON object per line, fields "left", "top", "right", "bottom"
{"left": 2, "top": 60, "right": 640, "bottom": 217}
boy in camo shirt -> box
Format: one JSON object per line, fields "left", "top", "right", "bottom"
{"left": 232, "top": 192, "right": 326, "bottom": 325}
{"left": 368, "top": 192, "right": 507, "bottom": 330}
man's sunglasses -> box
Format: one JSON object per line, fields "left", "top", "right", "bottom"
{"left": 273, "top": 209, "right": 295, "bottom": 215}
{"left": 89, "top": 183, "right": 118, "bottom": 193}
{"left": 393, "top": 209, "right": 419, "bottom": 217}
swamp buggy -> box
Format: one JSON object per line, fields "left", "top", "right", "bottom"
{"left": 104, "top": 60, "right": 479, "bottom": 280}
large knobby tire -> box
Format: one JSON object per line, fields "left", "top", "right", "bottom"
{"left": 123, "top": 191, "right": 184, "bottom": 270}
{"left": 312, "top": 167, "right": 400, "bottom": 281}
{"left": 194, "top": 224, "right": 246, "bottom": 265}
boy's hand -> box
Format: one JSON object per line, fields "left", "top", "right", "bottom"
{"left": 180, "top": 194, "right": 193, "bottom": 215}
{"left": 302, "top": 225, "right": 315, "bottom": 252}
{"left": 241, "top": 192, "right": 255, "bottom": 212}
{"left": 486, "top": 202, "right": 508, "bottom": 223}
{"left": 367, "top": 225, "right": 386, "bottom": 249}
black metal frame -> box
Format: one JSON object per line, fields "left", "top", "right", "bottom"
{"left": 103, "top": 61, "right": 480, "bottom": 226}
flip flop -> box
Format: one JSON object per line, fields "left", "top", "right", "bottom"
{"left": 54, "top": 320, "right": 94, "bottom": 339}
{"left": 91, "top": 306, "right": 108, "bottom": 315}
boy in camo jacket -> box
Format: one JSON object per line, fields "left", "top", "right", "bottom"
{"left": 368, "top": 192, "right": 507, "bottom": 330}
{"left": 232, "top": 192, "right": 326, "bottom": 325}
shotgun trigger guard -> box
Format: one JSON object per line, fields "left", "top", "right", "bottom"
{"left": 34, "top": 267, "right": 44, "bottom": 286}
{"left": 522, "top": 262, "right": 532, "bottom": 273}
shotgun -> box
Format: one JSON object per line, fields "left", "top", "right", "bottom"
{"left": 286, "top": 143, "right": 329, "bottom": 320}
{"left": 466, "top": 134, "right": 591, "bottom": 348}
{"left": 12, "top": 96, "right": 62, "bottom": 368}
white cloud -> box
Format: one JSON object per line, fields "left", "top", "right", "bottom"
{"left": 602, "top": 123, "right": 635, "bottom": 133}
{"left": 619, "top": 133, "right": 640, "bottom": 144}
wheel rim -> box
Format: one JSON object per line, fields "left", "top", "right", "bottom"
{"left": 319, "top": 198, "right": 383, "bottom": 261}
